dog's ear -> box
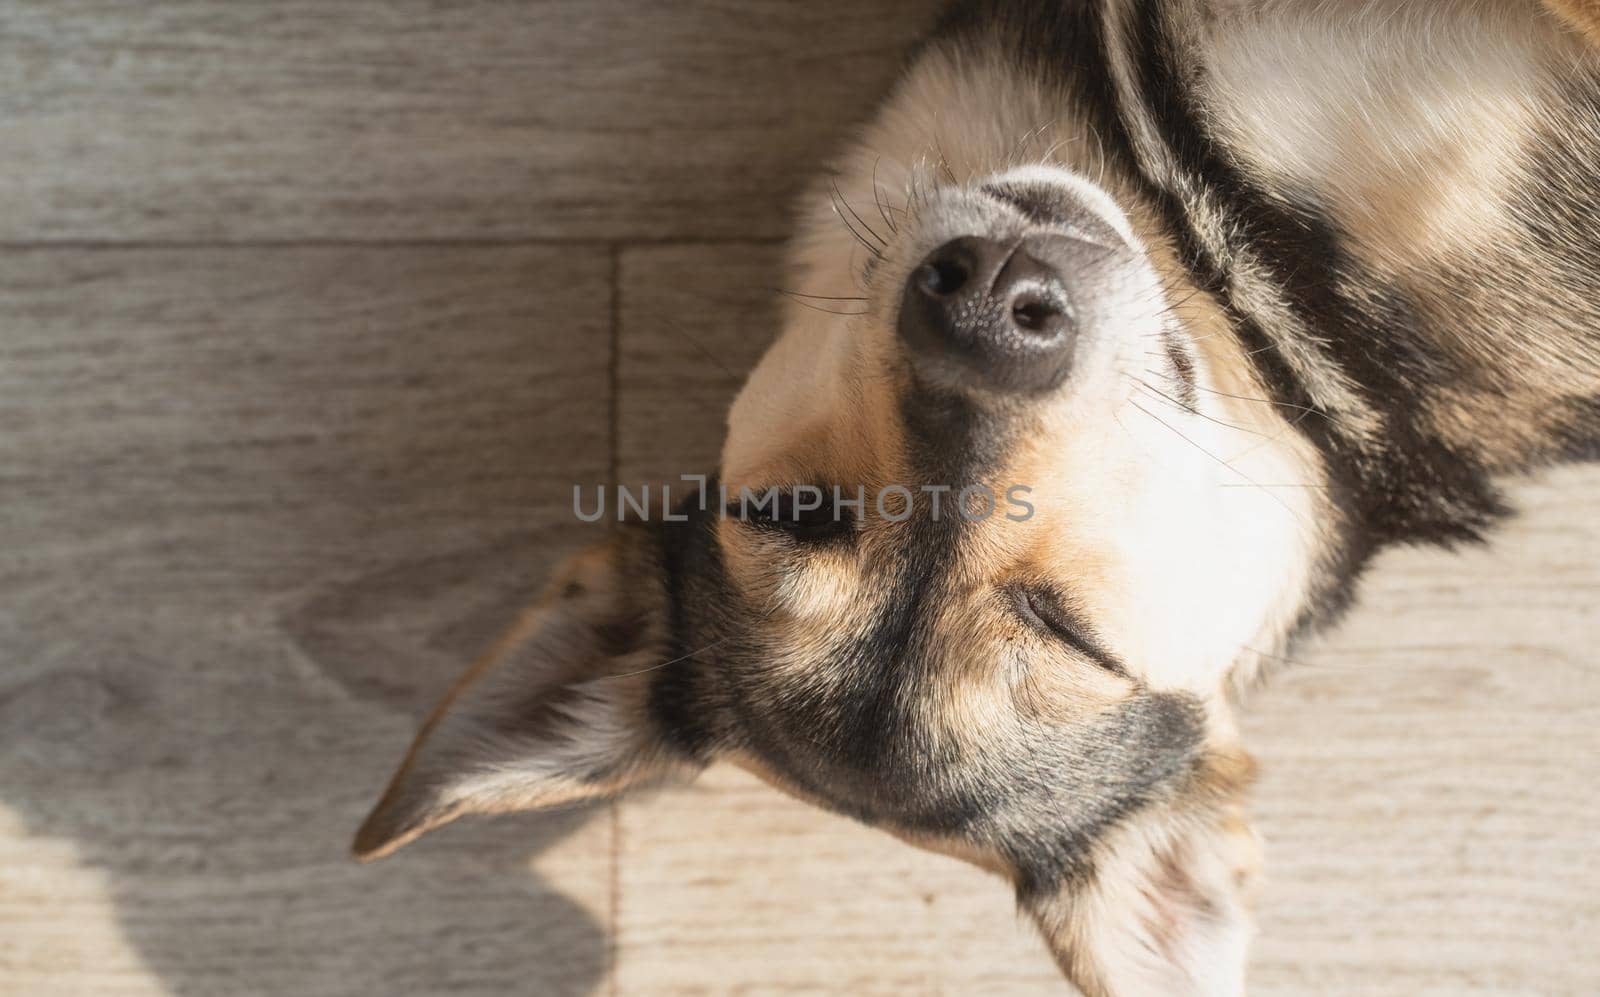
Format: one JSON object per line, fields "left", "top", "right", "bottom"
{"left": 1545, "top": 0, "right": 1600, "bottom": 45}
{"left": 352, "top": 529, "right": 690, "bottom": 861}
{"left": 1026, "top": 756, "right": 1262, "bottom": 997}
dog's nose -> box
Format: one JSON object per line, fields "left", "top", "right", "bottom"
{"left": 898, "top": 235, "right": 1092, "bottom": 393}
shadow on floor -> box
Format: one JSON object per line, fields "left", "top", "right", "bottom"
{"left": 1, "top": 523, "right": 614, "bottom": 995}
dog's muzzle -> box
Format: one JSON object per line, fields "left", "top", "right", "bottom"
{"left": 898, "top": 233, "right": 1111, "bottom": 395}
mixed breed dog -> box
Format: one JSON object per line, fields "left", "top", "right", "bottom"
{"left": 354, "top": 2, "right": 1600, "bottom": 992}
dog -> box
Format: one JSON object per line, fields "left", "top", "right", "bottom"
{"left": 353, "top": 2, "right": 1600, "bottom": 992}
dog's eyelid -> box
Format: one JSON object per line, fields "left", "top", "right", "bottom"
{"left": 1009, "top": 584, "right": 1127, "bottom": 677}
{"left": 723, "top": 486, "right": 857, "bottom": 544}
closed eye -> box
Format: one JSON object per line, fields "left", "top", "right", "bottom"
{"left": 727, "top": 488, "right": 855, "bottom": 545}
{"left": 1009, "top": 585, "right": 1128, "bottom": 678}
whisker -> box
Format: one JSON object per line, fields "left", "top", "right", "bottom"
{"left": 773, "top": 288, "right": 869, "bottom": 302}
{"left": 1238, "top": 644, "right": 1373, "bottom": 672}
{"left": 660, "top": 319, "right": 748, "bottom": 387}
{"left": 870, "top": 156, "right": 901, "bottom": 235}
{"left": 1136, "top": 378, "right": 1280, "bottom": 441}
{"left": 1223, "top": 402, "right": 1321, "bottom": 462}
{"left": 932, "top": 135, "right": 959, "bottom": 184}
{"left": 831, "top": 178, "right": 888, "bottom": 249}
{"left": 1036, "top": 135, "right": 1071, "bottom": 164}
{"left": 828, "top": 185, "right": 886, "bottom": 261}
{"left": 787, "top": 300, "right": 872, "bottom": 317}
{"left": 1128, "top": 398, "right": 1315, "bottom": 534}
{"left": 1193, "top": 383, "right": 1324, "bottom": 416}
{"left": 602, "top": 638, "right": 727, "bottom": 680}
{"left": 1008, "top": 119, "right": 1052, "bottom": 168}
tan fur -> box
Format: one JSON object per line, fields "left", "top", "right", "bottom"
{"left": 1546, "top": 0, "right": 1600, "bottom": 42}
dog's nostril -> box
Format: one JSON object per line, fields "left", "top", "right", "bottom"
{"left": 915, "top": 259, "right": 969, "bottom": 297}
{"left": 1011, "top": 294, "right": 1062, "bottom": 333}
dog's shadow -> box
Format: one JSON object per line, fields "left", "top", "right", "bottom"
{"left": 0, "top": 247, "right": 621, "bottom": 992}
{"left": 2, "top": 521, "right": 615, "bottom": 996}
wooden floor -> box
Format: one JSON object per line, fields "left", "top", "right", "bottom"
{"left": 1, "top": 3, "right": 1596, "bottom": 994}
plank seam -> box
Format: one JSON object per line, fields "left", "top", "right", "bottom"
{"left": 0, "top": 237, "right": 788, "bottom": 251}
{"left": 607, "top": 240, "right": 624, "bottom": 997}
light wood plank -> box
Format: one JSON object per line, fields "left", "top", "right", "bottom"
{"left": 0, "top": 246, "right": 617, "bottom": 995}
{"left": 0, "top": 1, "right": 933, "bottom": 242}
{"left": 618, "top": 243, "right": 785, "bottom": 484}
{"left": 617, "top": 767, "right": 1064, "bottom": 995}
{"left": 1247, "top": 464, "right": 1600, "bottom": 996}
{"left": 615, "top": 243, "right": 1600, "bottom": 995}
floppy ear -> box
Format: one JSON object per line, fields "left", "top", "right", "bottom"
{"left": 1027, "top": 762, "right": 1262, "bottom": 997}
{"left": 1545, "top": 0, "right": 1600, "bottom": 45}
{"left": 352, "top": 529, "right": 691, "bottom": 861}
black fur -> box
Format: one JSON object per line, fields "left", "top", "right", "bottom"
{"left": 648, "top": 493, "right": 733, "bottom": 764}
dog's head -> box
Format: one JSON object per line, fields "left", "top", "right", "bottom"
{"left": 356, "top": 147, "right": 1325, "bottom": 992}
